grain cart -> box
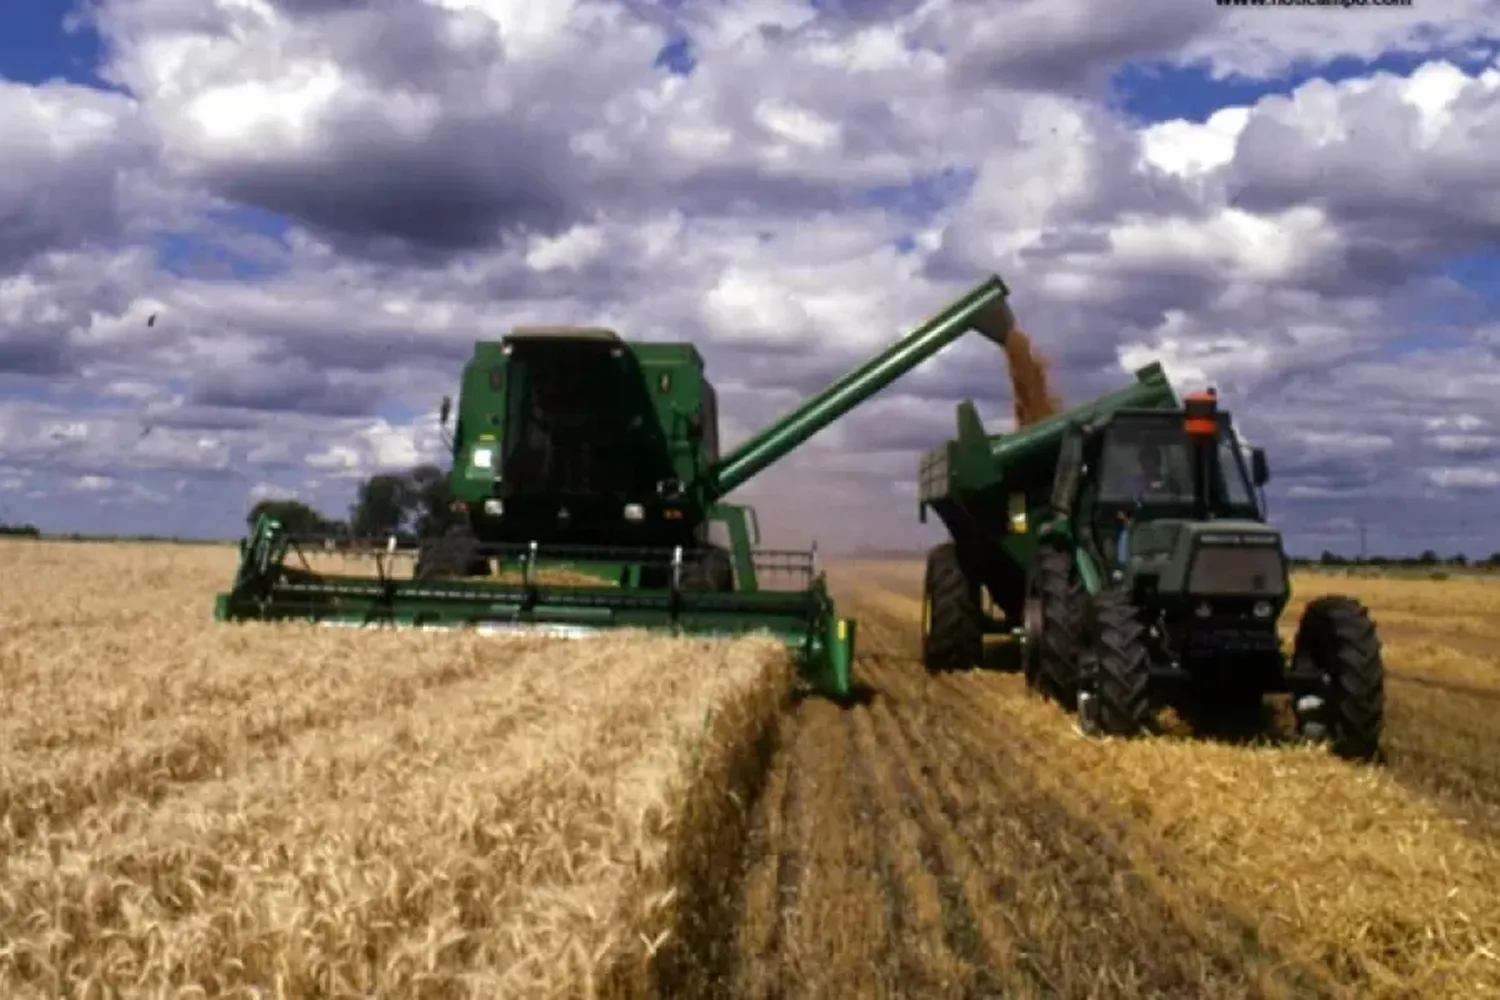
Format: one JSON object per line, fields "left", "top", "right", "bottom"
{"left": 916, "top": 368, "right": 1384, "bottom": 760}
{"left": 216, "top": 275, "right": 1022, "bottom": 701}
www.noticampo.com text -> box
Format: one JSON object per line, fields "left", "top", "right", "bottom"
{"left": 1216, "top": 0, "right": 1412, "bottom": 7}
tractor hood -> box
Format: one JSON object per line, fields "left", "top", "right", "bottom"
{"left": 1125, "top": 518, "right": 1289, "bottom": 607}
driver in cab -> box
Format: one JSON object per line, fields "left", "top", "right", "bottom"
{"left": 1115, "top": 443, "right": 1184, "bottom": 563}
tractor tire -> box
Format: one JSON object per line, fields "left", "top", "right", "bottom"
{"left": 682, "top": 546, "right": 735, "bottom": 592}
{"left": 921, "top": 542, "right": 983, "bottom": 673}
{"left": 1292, "top": 595, "right": 1384, "bottom": 762}
{"left": 1092, "top": 587, "right": 1152, "bottom": 737}
{"left": 414, "top": 524, "right": 490, "bottom": 580}
{"left": 1025, "top": 547, "right": 1086, "bottom": 707}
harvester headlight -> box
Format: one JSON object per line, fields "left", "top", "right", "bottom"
{"left": 1253, "top": 600, "right": 1273, "bottom": 618}
{"left": 1195, "top": 601, "right": 1212, "bottom": 619}
{"left": 623, "top": 503, "right": 645, "bottom": 521}
{"left": 483, "top": 499, "right": 504, "bottom": 516}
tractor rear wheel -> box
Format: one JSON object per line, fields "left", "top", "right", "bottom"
{"left": 1092, "top": 587, "right": 1151, "bottom": 737}
{"left": 921, "top": 542, "right": 983, "bottom": 673}
{"left": 1292, "top": 595, "right": 1384, "bottom": 762}
{"left": 414, "top": 524, "right": 490, "bottom": 580}
{"left": 1025, "top": 547, "right": 1086, "bottom": 706}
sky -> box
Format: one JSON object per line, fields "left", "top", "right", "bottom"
{"left": 2, "top": 0, "right": 1500, "bottom": 558}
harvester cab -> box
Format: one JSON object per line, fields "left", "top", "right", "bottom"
{"left": 217, "top": 275, "right": 1024, "bottom": 703}
{"left": 918, "top": 368, "right": 1385, "bottom": 761}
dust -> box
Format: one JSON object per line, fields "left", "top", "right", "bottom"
{"left": 1003, "top": 328, "right": 1063, "bottom": 427}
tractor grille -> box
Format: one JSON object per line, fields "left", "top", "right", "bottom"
{"left": 1187, "top": 544, "right": 1284, "bottom": 595}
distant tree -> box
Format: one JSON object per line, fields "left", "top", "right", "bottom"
{"left": 406, "top": 463, "right": 460, "bottom": 539}
{"left": 246, "top": 499, "right": 341, "bottom": 536}
{"left": 0, "top": 522, "right": 40, "bottom": 538}
{"left": 1319, "top": 550, "right": 1344, "bottom": 566}
{"left": 1448, "top": 553, "right": 1469, "bottom": 567}
{"left": 348, "top": 465, "right": 462, "bottom": 540}
{"left": 349, "top": 474, "right": 412, "bottom": 538}
{"left": 1417, "top": 549, "right": 1439, "bottom": 566}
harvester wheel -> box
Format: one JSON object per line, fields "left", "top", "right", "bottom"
{"left": 1025, "top": 548, "right": 1086, "bottom": 706}
{"left": 921, "top": 542, "right": 983, "bottom": 673}
{"left": 1292, "top": 596, "right": 1384, "bottom": 762}
{"left": 414, "top": 525, "right": 490, "bottom": 580}
{"left": 683, "top": 547, "right": 736, "bottom": 592}
{"left": 1092, "top": 587, "right": 1151, "bottom": 737}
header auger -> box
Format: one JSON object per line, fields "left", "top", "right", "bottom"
{"left": 217, "top": 274, "right": 1024, "bottom": 700}
{"left": 917, "top": 366, "right": 1386, "bottom": 760}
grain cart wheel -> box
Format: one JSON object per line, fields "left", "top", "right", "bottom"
{"left": 1024, "top": 548, "right": 1086, "bottom": 707}
{"left": 1092, "top": 587, "right": 1151, "bottom": 737}
{"left": 1292, "top": 596, "right": 1384, "bottom": 762}
{"left": 414, "top": 524, "right": 490, "bottom": 580}
{"left": 921, "top": 542, "right": 983, "bottom": 673}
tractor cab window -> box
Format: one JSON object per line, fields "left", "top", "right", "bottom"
{"left": 1217, "top": 434, "right": 1256, "bottom": 509}
{"left": 1097, "top": 422, "right": 1194, "bottom": 505}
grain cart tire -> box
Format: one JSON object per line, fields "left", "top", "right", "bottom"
{"left": 1025, "top": 548, "right": 1086, "bottom": 707}
{"left": 921, "top": 542, "right": 983, "bottom": 673}
{"left": 1292, "top": 596, "right": 1384, "bottom": 762}
{"left": 1092, "top": 587, "right": 1151, "bottom": 737}
{"left": 414, "top": 524, "right": 490, "bottom": 580}
{"left": 683, "top": 546, "right": 736, "bottom": 592}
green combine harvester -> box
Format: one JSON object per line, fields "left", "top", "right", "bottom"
{"left": 217, "top": 274, "right": 1023, "bottom": 700}
{"left": 917, "top": 365, "right": 1386, "bottom": 760}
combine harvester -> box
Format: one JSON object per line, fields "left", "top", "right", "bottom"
{"left": 216, "top": 274, "right": 1024, "bottom": 701}
{"left": 917, "top": 365, "right": 1386, "bottom": 760}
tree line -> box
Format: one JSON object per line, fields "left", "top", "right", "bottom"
{"left": 1297, "top": 550, "right": 1500, "bottom": 569}
{"left": 244, "top": 464, "right": 462, "bottom": 542}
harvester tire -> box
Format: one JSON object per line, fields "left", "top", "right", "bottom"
{"left": 1292, "top": 596, "right": 1384, "bottom": 762}
{"left": 414, "top": 525, "right": 490, "bottom": 580}
{"left": 921, "top": 542, "right": 983, "bottom": 673}
{"left": 1092, "top": 587, "right": 1151, "bottom": 737}
{"left": 1025, "top": 548, "right": 1086, "bottom": 707}
{"left": 683, "top": 547, "right": 735, "bottom": 592}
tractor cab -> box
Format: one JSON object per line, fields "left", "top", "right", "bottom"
{"left": 1079, "top": 391, "right": 1283, "bottom": 609}
{"left": 1092, "top": 394, "right": 1267, "bottom": 528}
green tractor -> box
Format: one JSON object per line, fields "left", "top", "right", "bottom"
{"left": 216, "top": 274, "right": 1021, "bottom": 701}
{"left": 917, "top": 367, "right": 1384, "bottom": 761}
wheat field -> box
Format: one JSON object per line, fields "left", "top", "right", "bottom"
{"left": 0, "top": 540, "right": 786, "bottom": 999}
{"left": 4, "top": 540, "right": 1500, "bottom": 999}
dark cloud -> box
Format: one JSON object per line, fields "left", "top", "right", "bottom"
{"left": 0, "top": 334, "right": 71, "bottom": 376}
{"left": 0, "top": 83, "right": 152, "bottom": 275}
{"left": 916, "top": 0, "right": 1223, "bottom": 93}
{"left": 213, "top": 122, "right": 574, "bottom": 254}
{"left": 186, "top": 360, "right": 375, "bottom": 416}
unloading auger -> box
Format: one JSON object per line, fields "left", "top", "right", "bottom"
{"left": 216, "top": 274, "right": 1023, "bottom": 700}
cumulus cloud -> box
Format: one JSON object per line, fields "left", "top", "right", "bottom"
{"left": 0, "top": 0, "right": 1498, "bottom": 554}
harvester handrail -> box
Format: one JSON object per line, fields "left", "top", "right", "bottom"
{"left": 706, "top": 274, "right": 1014, "bottom": 498}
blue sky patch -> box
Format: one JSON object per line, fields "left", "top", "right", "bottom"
{"left": 1112, "top": 45, "right": 1500, "bottom": 125}
{"left": 0, "top": 2, "right": 120, "bottom": 91}
{"left": 654, "top": 33, "right": 697, "bottom": 76}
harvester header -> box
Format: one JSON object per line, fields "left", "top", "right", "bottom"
{"left": 217, "top": 274, "right": 1022, "bottom": 701}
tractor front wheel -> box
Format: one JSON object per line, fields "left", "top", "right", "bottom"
{"left": 1292, "top": 595, "right": 1384, "bottom": 762}
{"left": 1025, "top": 548, "right": 1086, "bottom": 706}
{"left": 414, "top": 524, "right": 490, "bottom": 580}
{"left": 1092, "top": 587, "right": 1151, "bottom": 737}
{"left": 921, "top": 542, "right": 983, "bottom": 673}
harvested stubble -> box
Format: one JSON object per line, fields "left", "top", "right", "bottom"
{"left": 0, "top": 540, "right": 789, "bottom": 998}
{"left": 720, "top": 563, "right": 1500, "bottom": 1000}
